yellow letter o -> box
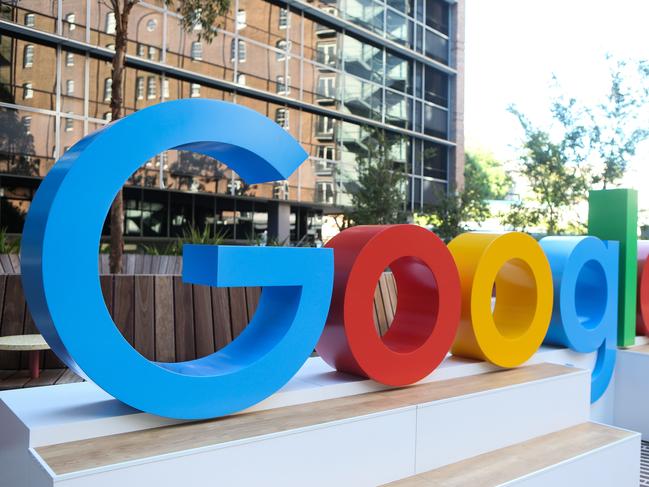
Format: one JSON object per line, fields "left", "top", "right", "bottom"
{"left": 448, "top": 232, "right": 553, "bottom": 368}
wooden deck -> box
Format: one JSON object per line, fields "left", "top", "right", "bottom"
{"left": 385, "top": 422, "right": 635, "bottom": 486}
{"left": 0, "top": 368, "right": 83, "bottom": 391}
{"left": 34, "top": 363, "right": 577, "bottom": 476}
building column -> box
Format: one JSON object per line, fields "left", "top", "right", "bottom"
{"left": 268, "top": 201, "right": 291, "bottom": 244}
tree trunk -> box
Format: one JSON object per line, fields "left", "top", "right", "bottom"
{"left": 108, "top": 3, "right": 132, "bottom": 274}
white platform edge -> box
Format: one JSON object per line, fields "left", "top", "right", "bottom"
{"left": 0, "top": 344, "right": 609, "bottom": 449}
{"left": 25, "top": 367, "right": 591, "bottom": 487}
{"left": 501, "top": 422, "right": 641, "bottom": 487}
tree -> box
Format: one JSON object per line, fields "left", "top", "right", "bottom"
{"left": 551, "top": 57, "right": 649, "bottom": 189}
{"left": 107, "top": 0, "right": 230, "bottom": 273}
{"left": 464, "top": 149, "right": 512, "bottom": 200}
{"left": 504, "top": 107, "right": 589, "bottom": 235}
{"left": 343, "top": 129, "right": 408, "bottom": 226}
{"left": 425, "top": 152, "right": 492, "bottom": 241}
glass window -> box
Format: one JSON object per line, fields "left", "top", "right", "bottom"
{"left": 136, "top": 77, "right": 144, "bottom": 100}
{"left": 236, "top": 9, "right": 246, "bottom": 30}
{"left": 276, "top": 40, "right": 288, "bottom": 61}
{"left": 104, "top": 112, "right": 112, "bottom": 121}
{"left": 105, "top": 12, "right": 116, "bottom": 34}
{"left": 103, "top": 78, "right": 112, "bottom": 101}
{"left": 169, "top": 192, "right": 192, "bottom": 237}
{"left": 279, "top": 8, "right": 289, "bottom": 29}
{"left": 23, "top": 82, "right": 33, "bottom": 100}
{"left": 162, "top": 78, "right": 169, "bottom": 99}
{"left": 386, "top": 10, "right": 412, "bottom": 46}
{"left": 423, "top": 103, "right": 447, "bottom": 137}
{"left": 65, "top": 79, "right": 74, "bottom": 95}
{"left": 215, "top": 198, "right": 235, "bottom": 240}
{"left": 191, "top": 41, "right": 203, "bottom": 60}
{"left": 316, "top": 76, "right": 335, "bottom": 100}
{"left": 141, "top": 190, "right": 168, "bottom": 237}
{"left": 65, "top": 13, "right": 76, "bottom": 31}
{"left": 275, "top": 108, "right": 289, "bottom": 129}
{"left": 23, "top": 45, "right": 34, "bottom": 68}
{"left": 343, "top": 35, "right": 382, "bottom": 84}
{"left": 24, "top": 13, "right": 35, "bottom": 27}
{"left": 231, "top": 39, "right": 246, "bottom": 62}
{"left": 424, "top": 66, "right": 448, "bottom": 106}
{"left": 64, "top": 116, "right": 74, "bottom": 132}
{"left": 386, "top": 52, "right": 411, "bottom": 93}
{"left": 190, "top": 83, "right": 201, "bottom": 97}
{"left": 235, "top": 74, "right": 246, "bottom": 86}
{"left": 276, "top": 76, "right": 290, "bottom": 94}
{"left": 316, "top": 41, "right": 336, "bottom": 67}
{"left": 422, "top": 141, "right": 447, "bottom": 179}
{"left": 22, "top": 116, "right": 32, "bottom": 134}
{"left": 148, "top": 45, "right": 157, "bottom": 61}
{"left": 316, "top": 115, "right": 334, "bottom": 138}
{"left": 137, "top": 44, "right": 146, "bottom": 57}
{"left": 65, "top": 52, "right": 74, "bottom": 66}
{"left": 425, "top": 30, "right": 449, "bottom": 63}
{"left": 425, "top": 0, "right": 449, "bottom": 34}
{"left": 147, "top": 76, "right": 156, "bottom": 99}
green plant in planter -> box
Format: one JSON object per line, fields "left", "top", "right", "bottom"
{"left": 0, "top": 227, "right": 20, "bottom": 254}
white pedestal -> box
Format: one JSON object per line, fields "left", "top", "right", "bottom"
{"left": 614, "top": 344, "right": 649, "bottom": 439}
{"left": 1, "top": 357, "right": 594, "bottom": 487}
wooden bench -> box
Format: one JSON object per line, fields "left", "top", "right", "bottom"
{"left": 0, "top": 272, "right": 398, "bottom": 372}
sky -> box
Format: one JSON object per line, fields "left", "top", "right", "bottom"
{"left": 464, "top": 0, "right": 649, "bottom": 210}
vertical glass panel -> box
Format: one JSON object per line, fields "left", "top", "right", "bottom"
{"left": 124, "top": 187, "right": 143, "bottom": 237}
{"left": 216, "top": 198, "right": 235, "bottom": 240}
{"left": 385, "top": 52, "right": 411, "bottom": 93}
{"left": 425, "top": 29, "right": 448, "bottom": 64}
{"left": 386, "top": 10, "right": 412, "bottom": 47}
{"left": 424, "top": 66, "right": 448, "bottom": 106}
{"left": 342, "top": 35, "right": 383, "bottom": 84}
{"left": 194, "top": 194, "right": 215, "bottom": 236}
{"left": 425, "top": 0, "right": 449, "bottom": 34}
{"left": 0, "top": 176, "right": 39, "bottom": 233}
{"left": 423, "top": 103, "right": 447, "bottom": 137}
{"left": 342, "top": 0, "right": 384, "bottom": 34}
{"left": 61, "top": 50, "right": 85, "bottom": 115}
{"left": 423, "top": 179, "right": 446, "bottom": 205}
{"left": 342, "top": 75, "right": 382, "bottom": 121}
{"left": 422, "top": 141, "right": 447, "bottom": 179}
{"left": 385, "top": 90, "right": 408, "bottom": 129}
{"left": 142, "top": 189, "right": 169, "bottom": 237}
{"left": 0, "top": 108, "right": 55, "bottom": 177}
{"left": 169, "top": 192, "right": 193, "bottom": 237}
{"left": 236, "top": 199, "right": 254, "bottom": 241}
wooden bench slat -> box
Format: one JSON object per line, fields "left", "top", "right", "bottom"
{"left": 134, "top": 276, "right": 155, "bottom": 361}
{"left": 113, "top": 276, "right": 135, "bottom": 346}
{"left": 229, "top": 288, "right": 248, "bottom": 340}
{"left": 193, "top": 284, "right": 215, "bottom": 358}
{"left": 173, "top": 277, "right": 195, "bottom": 361}
{"left": 154, "top": 276, "right": 175, "bottom": 362}
{"left": 211, "top": 288, "right": 232, "bottom": 351}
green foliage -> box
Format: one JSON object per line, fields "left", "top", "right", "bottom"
{"left": 0, "top": 228, "right": 20, "bottom": 254}
{"left": 344, "top": 129, "right": 409, "bottom": 226}
{"left": 504, "top": 107, "right": 589, "bottom": 235}
{"left": 165, "top": 0, "right": 231, "bottom": 42}
{"left": 138, "top": 224, "right": 228, "bottom": 255}
{"left": 552, "top": 57, "right": 649, "bottom": 189}
{"left": 425, "top": 154, "right": 492, "bottom": 241}
{"left": 464, "top": 150, "right": 512, "bottom": 200}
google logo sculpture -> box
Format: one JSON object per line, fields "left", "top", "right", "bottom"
{"left": 20, "top": 100, "right": 629, "bottom": 419}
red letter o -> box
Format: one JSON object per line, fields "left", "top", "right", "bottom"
{"left": 316, "top": 225, "right": 461, "bottom": 386}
